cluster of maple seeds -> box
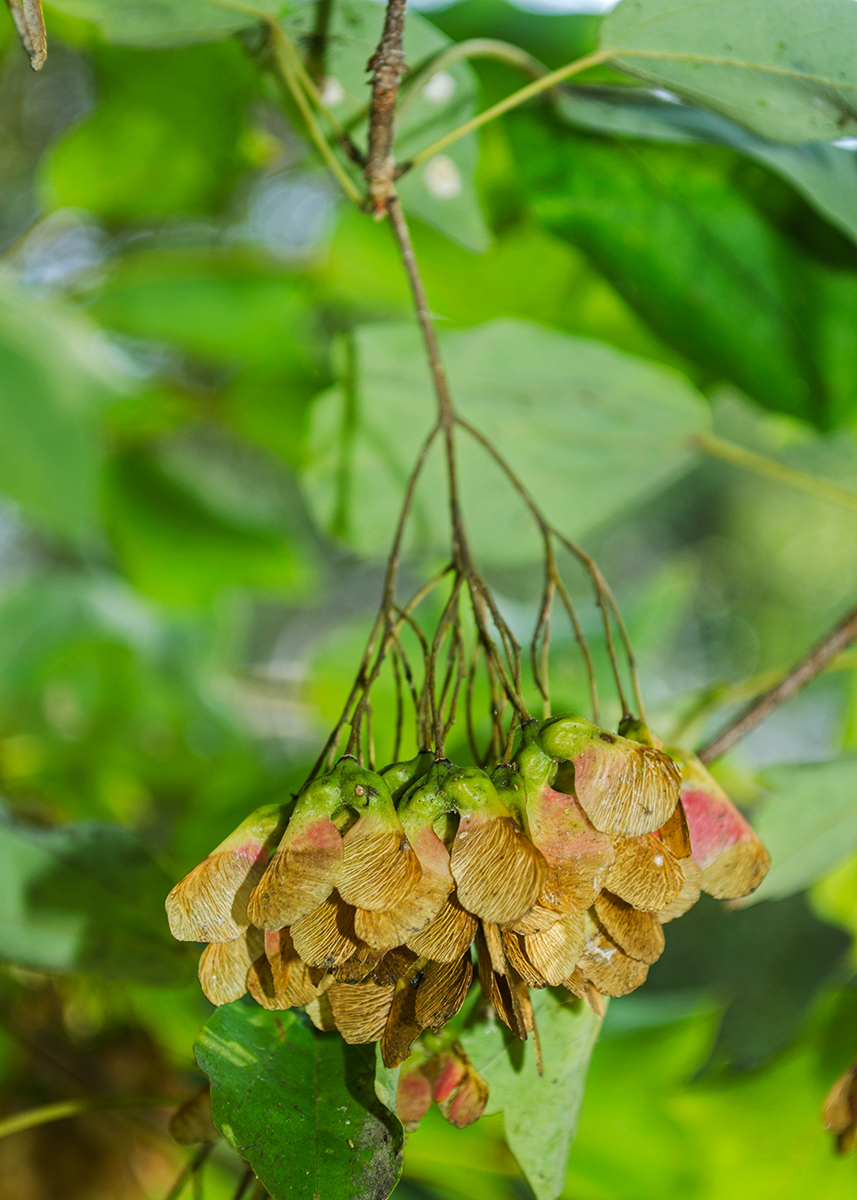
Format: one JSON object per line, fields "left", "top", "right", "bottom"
{"left": 166, "top": 713, "right": 770, "bottom": 1129}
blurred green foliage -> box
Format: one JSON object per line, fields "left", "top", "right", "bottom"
{"left": 0, "top": 0, "right": 855, "bottom": 1196}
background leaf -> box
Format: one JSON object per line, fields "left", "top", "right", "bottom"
{"left": 195, "top": 1003, "right": 403, "bottom": 1200}
{"left": 744, "top": 756, "right": 857, "bottom": 905}
{"left": 602, "top": 0, "right": 857, "bottom": 143}
{"left": 460, "top": 991, "right": 601, "bottom": 1200}
{"left": 0, "top": 808, "right": 191, "bottom": 984}
{"left": 0, "top": 279, "right": 112, "bottom": 539}
{"left": 45, "top": 0, "right": 284, "bottom": 47}
{"left": 304, "top": 318, "right": 710, "bottom": 562}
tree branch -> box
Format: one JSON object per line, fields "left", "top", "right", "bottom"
{"left": 365, "top": 0, "right": 408, "bottom": 214}
{"left": 698, "top": 601, "right": 857, "bottom": 763}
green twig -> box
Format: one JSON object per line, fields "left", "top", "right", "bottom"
{"left": 0, "top": 1095, "right": 176, "bottom": 1140}
{"left": 403, "top": 48, "right": 609, "bottom": 169}
{"left": 268, "top": 26, "right": 363, "bottom": 205}
{"left": 695, "top": 431, "right": 857, "bottom": 515}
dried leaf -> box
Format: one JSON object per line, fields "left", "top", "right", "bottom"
{"left": 167, "top": 805, "right": 288, "bottom": 942}
{"left": 407, "top": 893, "right": 477, "bottom": 962}
{"left": 247, "top": 814, "right": 343, "bottom": 930}
{"left": 415, "top": 954, "right": 473, "bottom": 1032}
{"left": 593, "top": 890, "right": 664, "bottom": 963}
{"left": 328, "top": 979, "right": 396, "bottom": 1043}
{"left": 5, "top": 0, "right": 46, "bottom": 70}
{"left": 290, "top": 893, "right": 360, "bottom": 968}
{"left": 198, "top": 927, "right": 264, "bottom": 1006}
{"left": 525, "top": 781, "right": 616, "bottom": 912}
{"left": 578, "top": 915, "right": 649, "bottom": 997}
{"left": 523, "top": 912, "right": 586, "bottom": 986}
{"left": 451, "top": 815, "right": 546, "bottom": 924}
{"left": 607, "top": 834, "right": 685, "bottom": 910}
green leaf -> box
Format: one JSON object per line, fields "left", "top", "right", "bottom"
{"left": 195, "top": 1003, "right": 403, "bottom": 1200}
{"left": 304, "top": 318, "right": 709, "bottom": 562}
{"left": 742, "top": 756, "right": 857, "bottom": 906}
{"left": 0, "top": 279, "right": 111, "bottom": 539}
{"left": 105, "top": 449, "right": 314, "bottom": 608}
{"left": 602, "top": 0, "right": 857, "bottom": 144}
{"left": 514, "top": 118, "right": 850, "bottom": 425}
{"left": 283, "top": 0, "right": 489, "bottom": 251}
{"left": 43, "top": 42, "right": 261, "bottom": 220}
{"left": 45, "top": 0, "right": 284, "bottom": 47}
{"left": 556, "top": 87, "right": 857, "bottom": 248}
{"left": 647, "top": 893, "right": 849, "bottom": 1071}
{"left": 0, "top": 808, "right": 191, "bottom": 984}
{"left": 460, "top": 990, "right": 601, "bottom": 1200}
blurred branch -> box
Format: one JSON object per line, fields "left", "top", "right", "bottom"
{"left": 163, "top": 1144, "right": 214, "bottom": 1200}
{"left": 0, "top": 1094, "right": 177, "bottom": 1140}
{"left": 698, "top": 602, "right": 857, "bottom": 763}
{"left": 695, "top": 432, "right": 857, "bottom": 514}
{"left": 397, "top": 39, "right": 546, "bottom": 121}
{"left": 268, "top": 25, "right": 363, "bottom": 204}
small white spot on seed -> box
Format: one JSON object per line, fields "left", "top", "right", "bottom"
{"left": 653, "top": 854, "right": 664, "bottom": 866}
{"left": 424, "top": 154, "right": 462, "bottom": 199}
{"left": 422, "top": 70, "right": 455, "bottom": 105}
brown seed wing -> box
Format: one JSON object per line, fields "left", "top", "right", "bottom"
{"left": 169, "top": 1086, "right": 219, "bottom": 1146}
{"left": 701, "top": 840, "right": 772, "bottom": 901}
{"left": 578, "top": 919, "right": 649, "bottom": 997}
{"left": 481, "top": 922, "right": 506, "bottom": 975}
{"left": 327, "top": 979, "right": 396, "bottom": 1043}
{"left": 381, "top": 982, "right": 423, "bottom": 1068}
{"left": 407, "top": 894, "right": 477, "bottom": 962}
{"left": 523, "top": 912, "right": 586, "bottom": 986}
{"left": 527, "top": 785, "right": 616, "bottom": 913}
{"left": 198, "top": 927, "right": 264, "bottom": 1005}
{"left": 330, "top": 942, "right": 385, "bottom": 983}
{"left": 372, "top": 947, "right": 419, "bottom": 987}
{"left": 507, "top": 902, "right": 565, "bottom": 936}
{"left": 339, "top": 826, "right": 422, "bottom": 911}
{"left": 290, "top": 894, "right": 359, "bottom": 968}
{"left": 574, "top": 740, "right": 681, "bottom": 837}
{"left": 451, "top": 817, "right": 547, "bottom": 924}
{"left": 593, "top": 891, "right": 664, "bottom": 964}
{"left": 658, "top": 858, "right": 703, "bottom": 923}
{"left": 606, "top": 835, "right": 685, "bottom": 911}
{"left": 247, "top": 818, "right": 342, "bottom": 930}
{"left": 501, "top": 931, "right": 546, "bottom": 988}
{"left": 167, "top": 850, "right": 268, "bottom": 943}
{"left": 657, "top": 800, "right": 692, "bottom": 858}
{"left": 415, "top": 954, "right": 473, "bottom": 1032}
{"left": 823, "top": 1068, "right": 857, "bottom": 1134}
{"left": 305, "top": 991, "right": 337, "bottom": 1031}
{"left": 562, "top": 966, "right": 587, "bottom": 999}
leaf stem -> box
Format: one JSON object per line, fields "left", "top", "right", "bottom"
{"left": 403, "top": 48, "right": 609, "bottom": 170}
{"left": 268, "top": 26, "right": 363, "bottom": 205}
{"left": 695, "top": 431, "right": 857, "bottom": 515}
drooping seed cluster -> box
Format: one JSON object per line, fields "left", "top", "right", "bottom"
{"left": 166, "top": 714, "right": 770, "bottom": 1129}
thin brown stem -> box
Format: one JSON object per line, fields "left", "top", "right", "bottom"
{"left": 698, "top": 601, "right": 857, "bottom": 763}
{"left": 365, "top": 0, "right": 408, "bottom": 213}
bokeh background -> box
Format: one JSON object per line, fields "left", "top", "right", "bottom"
{"left": 1, "top": 1, "right": 857, "bottom": 1196}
